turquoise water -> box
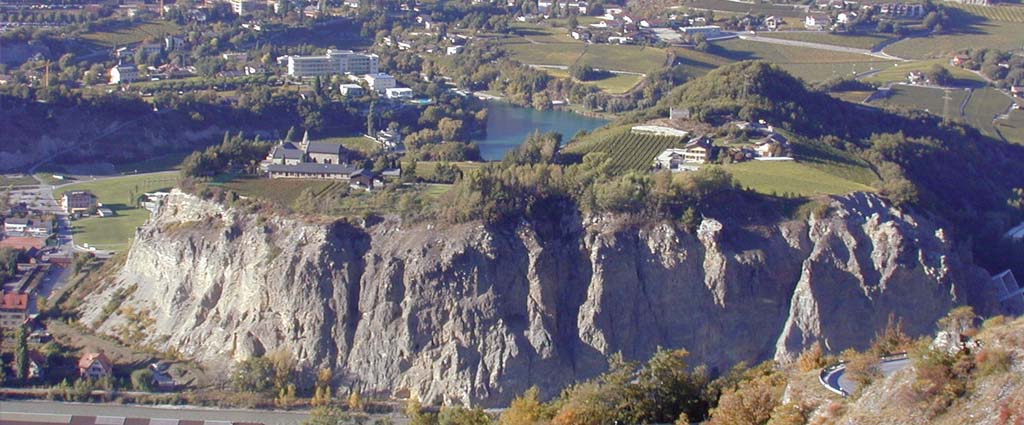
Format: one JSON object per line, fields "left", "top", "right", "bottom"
{"left": 472, "top": 102, "right": 608, "bottom": 160}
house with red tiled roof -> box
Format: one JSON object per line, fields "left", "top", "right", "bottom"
{"left": 0, "top": 292, "right": 29, "bottom": 329}
{"left": 78, "top": 352, "right": 113, "bottom": 380}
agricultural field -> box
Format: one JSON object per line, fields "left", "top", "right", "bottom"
{"left": 545, "top": 67, "right": 644, "bottom": 94}
{"left": 669, "top": 47, "right": 735, "bottom": 76}
{"left": 711, "top": 39, "right": 893, "bottom": 82}
{"left": 501, "top": 40, "right": 586, "bottom": 67}
{"left": 0, "top": 175, "right": 39, "bottom": 187}
{"left": 678, "top": 0, "right": 808, "bottom": 18}
{"left": 218, "top": 177, "right": 341, "bottom": 207}
{"left": 723, "top": 160, "right": 876, "bottom": 196}
{"left": 862, "top": 60, "right": 986, "bottom": 86}
{"left": 80, "top": 20, "right": 183, "bottom": 48}
{"left": 868, "top": 84, "right": 970, "bottom": 120}
{"left": 884, "top": 19, "right": 1024, "bottom": 59}
{"left": 563, "top": 128, "right": 687, "bottom": 174}
{"left": 757, "top": 31, "right": 893, "bottom": 50}
{"left": 57, "top": 172, "right": 179, "bottom": 250}
{"left": 114, "top": 152, "right": 189, "bottom": 174}
{"left": 943, "top": 3, "right": 1024, "bottom": 22}
{"left": 964, "top": 88, "right": 1017, "bottom": 140}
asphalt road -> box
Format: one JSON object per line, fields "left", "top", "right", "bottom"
{"left": 823, "top": 357, "right": 911, "bottom": 395}
{"left": 0, "top": 400, "right": 312, "bottom": 424}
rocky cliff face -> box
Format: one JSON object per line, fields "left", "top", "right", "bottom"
{"left": 77, "top": 190, "right": 1000, "bottom": 406}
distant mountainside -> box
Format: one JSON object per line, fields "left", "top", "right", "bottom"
{"left": 74, "top": 190, "right": 1006, "bottom": 407}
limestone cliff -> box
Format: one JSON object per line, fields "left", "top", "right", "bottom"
{"left": 77, "top": 190, "right": 1000, "bottom": 406}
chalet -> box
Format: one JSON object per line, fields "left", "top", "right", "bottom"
{"left": 79, "top": 352, "right": 113, "bottom": 380}
{"left": 0, "top": 292, "right": 29, "bottom": 329}
{"left": 681, "top": 137, "right": 713, "bottom": 164}
{"left": 61, "top": 191, "right": 97, "bottom": 214}
{"left": 951, "top": 54, "right": 970, "bottom": 67}
{"left": 765, "top": 16, "right": 780, "bottom": 30}
{"left": 653, "top": 149, "right": 699, "bottom": 172}
{"left": 804, "top": 13, "right": 830, "bottom": 30}
{"left": 755, "top": 138, "right": 788, "bottom": 158}
{"left": 1011, "top": 86, "right": 1024, "bottom": 98}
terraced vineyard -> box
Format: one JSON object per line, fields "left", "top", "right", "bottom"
{"left": 565, "top": 129, "right": 686, "bottom": 174}
{"left": 945, "top": 3, "right": 1024, "bottom": 22}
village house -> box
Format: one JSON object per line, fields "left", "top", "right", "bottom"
{"left": 3, "top": 217, "right": 52, "bottom": 238}
{"left": 907, "top": 71, "right": 927, "bottom": 85}
{"left": 0, "top": 292, "right": 29, "bottom": 329}
{"left": 109, "top": 64, "right": 139, "bottom": 84}
{"left": 385, "top": 87, "right": 414, "bottom": 99}
{"left": 804, "top": 13, "right": 830, "bottom": 30}
{"left": 951, "top": 54, "right": 971, "bottom": 67}
{"left": 755, "top": 134, "right": 790, "bottom": 158}
{"left": 339, "top": 83, "right": 365, "bottom": 96}
{"left": 1011, "top": 86, "right": 1023, "bottom": 98}
{"left": 653, "top": 137, "right": 714, "bottom": 172}
{"left": 765, "top": 16, "right": 780, "bottom": 30}
{"left": 61, "top": 191, "right": 98, "bottom": 215}
{"left": 79, "top": 352, "right": 113, "bottom": 380}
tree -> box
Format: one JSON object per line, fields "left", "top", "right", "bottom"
{"left": 131, "top": 368, "right": 155, "bottom": 391}
{"left": 566, "top": 14, "right": 578, "bottom": 29}
{"left": 438, "top": 406, "right": 491, "bottom": 425}
{"left": 14, "top": 325, "right": 28, "bottom": 380}
{"left": 348, "top": 389, "right": 364, "bottom": 412}
{"left": 708, "top": 373, "right": 785, "bottom": 425}
{"left": 367, "top": 101, "right": 377, "bottom": 136}
{"left": 925, "top": 64, "right": 953, "bottom": 86}
{"left": 231, "top": 356, "right": 275, "bottom": 393}
{"left": 500, "top": 387, "right": 546, "bottom": 425}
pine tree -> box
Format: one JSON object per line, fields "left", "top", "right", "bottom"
{"left": 14, "top": 326, "right": 28, "bottom": 380}
{"left": 367, "top": 101, "right": 377, "bottom": 136}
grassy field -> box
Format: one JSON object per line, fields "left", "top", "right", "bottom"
{"left": 546, "top": 68, "right": 643, "bottom": 94}
{"left": 885, "top": 19, "right": 1024, "bottom": 59}
{"left": 502, "top": 40, "right": 586, "bottom": 67}
{"left": 563, "top": 127, "right": 687, "bottom": 174}
{"left": 964, "top": 88, "right": 1015, "bottom": 139}
{"left": 758, "top": 31, "right": 893, "bottom": 50}
{"left": 869, "top": 84, "right": 970, "bottom": 120}
{"left": 318, "top": 135, "right": 381, "bottom": 155}
{"left": 943, "top": 3, "right": 1024, "bottom": 22}
{"left": 994, "top": 107, "right": 1024, "bottom": 145}
{"left": 669, "top": 47, "right": 735, "bottom": 76}
{"left": 862, "top": 59, "right": 987, "bottom": 86}
{"left": 114, "top": 152, "right": 189, "bottom": 174}
{"left": 57, "top": 172, "right": 179, "bottom": 250}
{"left": 723, "top": 160, "right": 876, "bottom": 196}
{"left": 578, "top": 44, "right": 669, "bottom": 74}
{"left": 81, "top": 20, "right": 183, "bottom": 48}
{"left": 711, "top": 39, "right": 893, "bottom": 82}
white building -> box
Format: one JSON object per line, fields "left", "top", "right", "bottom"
{"left": 109, "top": 64, "right": 139, "bottom": 84}
{"left": 281, "top": 50, "right": 380, "bottom": 78}
{"left": 385, "top": 87, "right": 414, "bottom": 99}
{"left": 631, "top": 125, "right": 689, "bottom": 138}
{"left": 229, "top": 0, "right": 257, "bottom": 15}
{"left": 364, "top": 73, "right": 397, "bottom": 92}
{"left": 339, "top": 83, "right": 365, "bottom": 96}
{"left": 680, "top": 25, "right": 721, "bottom": 36}
{"left": 446, "top": 45, "right": 464, "bottom": 55}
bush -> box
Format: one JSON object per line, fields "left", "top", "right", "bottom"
{"left": 131, "top": 368, "right": 155, "bottom": 392}
{"left": 231, "top": 356, "right": 275, "bottom": 393}
{"left": 975, "top": 347, "right": 1012, "bottom": 377}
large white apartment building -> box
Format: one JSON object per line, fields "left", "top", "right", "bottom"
{"left": 281, "top": 50, "right": 380, "bottom": 77}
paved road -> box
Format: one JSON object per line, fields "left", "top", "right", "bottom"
{"left": 737, "top": 34, "right": 906, "bottom": 61}
{"left": 822, "top": 356, "right": 911, "bottom": 395}
{"left": 0, "top": 400, "right": 312, "bottom": 424}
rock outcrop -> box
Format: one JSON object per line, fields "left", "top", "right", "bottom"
{"left": 78, "top": 190, "right": 1000, "bottom": 407}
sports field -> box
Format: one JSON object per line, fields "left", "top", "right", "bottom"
{"left": 57, "top": 172, "right": 179, "bottom": 250}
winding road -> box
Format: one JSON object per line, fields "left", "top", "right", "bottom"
{"left": 820, "top": 355, "right": 911, "bottom": 396}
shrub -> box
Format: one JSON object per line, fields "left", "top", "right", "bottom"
{"left": 131, "top": 368, "right": 155, "bottom": 392}
{"left": 796, "top": 342, "right": 828, "bottom": 373}
{"left": 975, "top": 347, "right": 1012, "bottom": 377}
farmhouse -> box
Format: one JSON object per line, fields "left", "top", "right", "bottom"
{"left": 951, "top": 54, "right": 970, "bottom": 67}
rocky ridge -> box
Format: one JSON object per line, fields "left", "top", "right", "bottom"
{"left": 77, "top": 190, "right": 1000, "bottom": 406}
